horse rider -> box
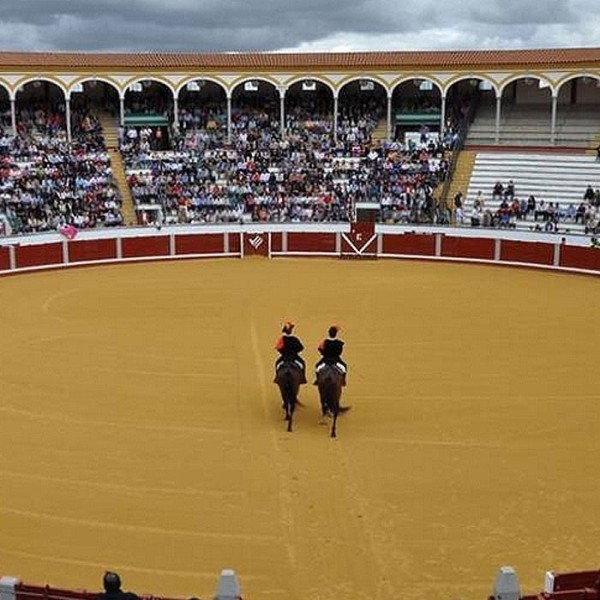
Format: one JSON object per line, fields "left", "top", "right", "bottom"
{"left": 274, "top": 321, "right": 307, "bottom": 384}
{"left": 314, "top": 325, "right": 347, "bottom": 386}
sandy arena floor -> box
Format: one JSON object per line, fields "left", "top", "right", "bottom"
{"left": 1, "top": 258, "right": 599, "bottom": 600}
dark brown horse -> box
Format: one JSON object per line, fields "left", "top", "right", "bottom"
{"left": 316, "top": 364, "right": 349, "bottom": 438}
{"left": 275, "top": 360, "right": 303, "bottom": 432}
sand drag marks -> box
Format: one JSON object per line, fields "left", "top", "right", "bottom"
{"left": 250, "top": 316, "right": 397, "bottom": 600}
{"left": 2, "top": 259, "right": 600, "bottom": 600}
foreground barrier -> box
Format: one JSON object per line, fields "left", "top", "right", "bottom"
{"left": 4, "top": 566, "right": 599, "bottom": 600}
{"left": 0, "top": 570, "right": 242, "bottom": 600}
{"left": 1, "top": 223, "right": 600, "bottom": 276}
{"left": 490, "top": 567, "right": 600, "bottom": 600}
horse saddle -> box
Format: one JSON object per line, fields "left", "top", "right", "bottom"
{"left": 277, "top": 359, "right": 304, "bottom": 371}
{"left": 316, "top": 361, "right": 346, "bottom": 374}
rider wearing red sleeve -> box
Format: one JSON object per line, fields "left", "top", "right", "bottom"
{"left": 314, "top": 325, "right": 347, "bottom": 386}
{"left": 274, "top": 321, "right": 307, "bottom": 383}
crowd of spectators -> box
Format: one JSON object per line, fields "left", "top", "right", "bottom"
{"left": 0, "top": 103, "right": 123, "bottom": 234}
{"left": 451, "top": 179, "right": 600, "bottom": 233}
{"left": 0, "top": 90, "right": 464, "bottom": 234}
{"left": 2, "top": 88, "right": 599, "bottom": 239}
{"left": 122, "top": 98, "right": 451, "bottom": 225}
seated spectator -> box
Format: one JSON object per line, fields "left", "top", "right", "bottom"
{"left": 471, "top": 204, "right": 482, "bottom": 227}
{"left": 525, "top": 194, "right": 536, "bottom": 219}
{"left": 534, "top": 200, "right": 547, "bottom": 222}
{"left": 504, "top": 179, "right": 515, "bottom": 199}
{"left": 97, "top": 572, "right": 140, "bottom": 600}
{"left": 473, "top": 190, "right": 485, "bottom": 209}
{"left": 584, "top": 184, "right": 595, "bottom": 202}
{"left": 492, "top": 181, "right": 503, "bottom": 200}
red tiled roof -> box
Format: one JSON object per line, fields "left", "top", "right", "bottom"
{"left": 0, "top": 48, "right": 600, "bottom": 70}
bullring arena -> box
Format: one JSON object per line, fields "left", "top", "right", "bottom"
{"left": 2, "top": 48, "right": 600, "bottom": 600}
{"left": 2, "top": 226, "right": 600, "bottom": 600}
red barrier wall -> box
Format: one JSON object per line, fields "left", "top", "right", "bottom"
{"left": 3, "top": 230, "right": 600, "bottom": 277}
{"left": 228, "top": 232, "right": 240, "bottom": 254}
{"left": 122, "top": 236, "right": 170, "bottom": 259}
{"left": 287, "top": 232, "right": 336, "bottom": 253}
{"left": 500, "top": 240, "right": 554, "bottom": 265}
{"left": 0, "top": 246, "right": 10, "bottom": 270}
{"left": 381, "top": 233, "right": 436, "bottom": 256}
{"left": 15, "top": 584, "right": 97, "bottom": 600}
{"left": 175, "top": 233, "right": 224, "bottom": 255}
{"left": 441, "top": 236, "right": 495, "bottom": 260}
{"left": 14, "top": 583, "right": 181, "bottom": 600}
{"left": 560, "top": 246, "right": 600, "bottom": 272}
{"left": 271, "top": 232, "right": 283, "bottom": 254}
{"left": 69, "top": 239, "right": 117, "bottom": 263}
{"left": 15, "top": 243, "right": 62, "bottom": 268}
{"left": 552, "top": 570, "right": 600, "bottom": 591}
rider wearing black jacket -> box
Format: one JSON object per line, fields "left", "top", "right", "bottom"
{"left": 274, "top": 321, "right": 307, "bottom": 383}
{"left": 314, "top": 325, "right": 347, "bottom": 385}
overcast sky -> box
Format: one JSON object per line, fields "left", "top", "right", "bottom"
{"left": 1, "top": 0, "right": 600, "bottom": 53}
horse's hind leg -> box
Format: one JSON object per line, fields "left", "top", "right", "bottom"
{"left": 330, "top": 412, "right": 338, "bottom": 438}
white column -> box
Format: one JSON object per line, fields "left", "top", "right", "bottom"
{"left": 279, "top": 87, "right": 286, "bottom": 137}
{"left": 0, "top": 575, "right": 21, "bottom": 600}
{"left": 10, "top": 98, "right": 16, "bottom": 136}
{"left": 65, "top": 97, "right": 71, "bottom": 143}
{"left": 386, "top": 93, "right": 393, "bottom": 141}
{"left": 119, "top": 96, "right": 125, "bottom": 127}
{"left": 227, "top": 93, "right": 232, "bottom": 144}
{"left": 553, "top": 242, "right": 561, "bottom": 266}
{"left": 440, "top": 94, "right": 446, "bottom": 137}
{"left": 8, "top": 244, "right": 16, "bottom": 269}
{"left": 550, "top": 94, "right": 558, "bottom": 145}
{"left": 495, "top": 95, "right": 502, "bottom": 144}
{"left": 333, "top": 93, "right": 338, "bottom": 143}
{"left": 215, "top": 569, "right": 241, "bottom": 600}
{"left": 173, "top": 94, "right": 179, "bottom": 134}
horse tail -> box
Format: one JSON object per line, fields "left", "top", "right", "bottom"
{"left": 319, "top": 372, "right": 337, "bottom": 412}
{"left": 318, "top": 367, "right": 341, "bottom": 438}
{"left": 283, "top": 372, "right": 295, "bottom": 405}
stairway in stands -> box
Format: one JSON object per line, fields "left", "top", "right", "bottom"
{"left": 371, "top": 118, "right": 388, "bottom": 142}
{"left": 98, "top": 112, "right": 137, "bottom": 226}
{"left": 445, "top": 150, "right": 477, "bottom": 202}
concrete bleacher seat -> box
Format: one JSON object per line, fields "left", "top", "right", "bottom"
{"left": 466, "top": 152, "right": 600, "bottom": 205}
{"left": 463, "top": 152, "right": 600, "bottom": 233}
{"left": 467, "top": 103, "right": 600, "bottom": 147}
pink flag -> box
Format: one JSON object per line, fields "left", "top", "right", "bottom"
{"left": 59, "top": 224, "right": 78, "bottom": 240}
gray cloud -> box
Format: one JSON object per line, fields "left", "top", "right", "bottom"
{"left": 0, "top": 0, "right": 598, "bottom": 52}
